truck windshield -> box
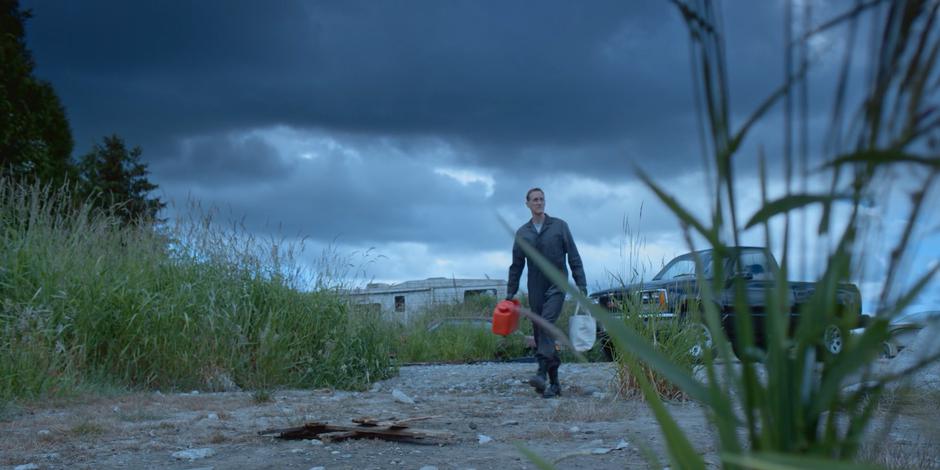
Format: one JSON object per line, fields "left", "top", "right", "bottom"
{"left": 727, "top": 249, "right": 774, "bottom": 280}
{"left": 653, "top": 252, "right": 713, "bottom": 280}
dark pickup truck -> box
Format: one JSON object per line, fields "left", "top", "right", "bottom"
{"left": 590, "top": 246, "right": 863, "bottom": 359}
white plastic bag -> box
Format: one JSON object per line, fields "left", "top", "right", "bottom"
{"left": 568, "top": 303, "right": 596, "bottom": 352}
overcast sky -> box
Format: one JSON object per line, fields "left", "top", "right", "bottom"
{"left": 22, "top": 0, "right": 939, "bottom": 312}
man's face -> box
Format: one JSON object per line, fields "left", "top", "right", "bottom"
{"left": 526, "top": 190, "right": 545, "bottom": 216}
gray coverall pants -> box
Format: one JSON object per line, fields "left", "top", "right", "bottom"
{"left": 530, "top": 285, "right": 565, "bottom": 368}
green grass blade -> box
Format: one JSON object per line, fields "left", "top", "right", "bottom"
{"left": 876, "top": 263, "right": 940, "bottom": 317}
{"left": 822, "top": 149, "right": 939, "bottom": 169}
{"left": 625, "top": 357, "right": 707, "bottom": 470}
{"left": 636, "top": 170, "right": 720, "bottom": 248}
{"left": 514, "top": 443, "right": 556, "bottom": 470}
{"left": 744, "top": 194, "right": 849, "bottom": 229}
{"left": 721, "top": 451, "right": 882, "bottom": 470}
{"left": 812, "top": 320, "right": 887, "bottom": 417}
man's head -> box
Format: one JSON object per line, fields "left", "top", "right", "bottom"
{"left": 525, "top": 187, "right": 545, "bottom": 217}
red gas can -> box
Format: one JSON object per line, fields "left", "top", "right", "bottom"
{"left": 491, "top": 299, "right": 520, "bottom": 336}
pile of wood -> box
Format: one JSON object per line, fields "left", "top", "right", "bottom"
{"left": 259, "top": 416, "right": 454, "bottom": 444}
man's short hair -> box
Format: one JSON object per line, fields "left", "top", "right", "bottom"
{"left": 526, "top": 187, "right": 544, "bottom": 201}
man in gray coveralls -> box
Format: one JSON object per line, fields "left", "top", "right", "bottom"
{"left": 506, "top": 187, "right": 587, "bottom": 398}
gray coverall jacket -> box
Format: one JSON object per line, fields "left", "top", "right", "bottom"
{"left": 506, "top": 215, "right": 587, "bottom": 365}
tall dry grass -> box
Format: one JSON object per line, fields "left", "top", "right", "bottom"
{"left": 0, "top": 179, "right": 395, "bottom": 409}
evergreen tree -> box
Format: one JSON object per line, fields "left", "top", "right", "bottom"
{"left": 78, "top": 135, "right": 165, "bottom": 225}
{"left": 0, "top": 0, "right": 74, "bottom": 182}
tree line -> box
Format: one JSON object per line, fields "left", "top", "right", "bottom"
{"left": 1, "top": 0, "right": 164, "bottom": 225}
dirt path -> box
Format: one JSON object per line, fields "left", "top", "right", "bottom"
{"left": 1, "top": 362, "right": 716, "bottom": 469}
{"left": 6, "top": 357, "right": 938, "bottom": 469}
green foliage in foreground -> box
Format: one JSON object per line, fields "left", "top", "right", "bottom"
{"left": 0, "top": 180, "right": 396, "bottom": 403}
{"left": 511, "top": 1, "right": 939, "bottom": 468}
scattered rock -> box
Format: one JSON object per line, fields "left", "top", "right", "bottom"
{"left": 207, "top": 413, "right": 219, "bottom": 420}
{"left": 392, "top": 389, "right": 416, "bottom": 404}
{"left": 419, "top": 466, "right": 439, "bottom": 470}
{"left": 171, "top": 448, "right": 216, "bottom": 460}
{"left": 307, "top": 439, "right": 324, "bottom": 446}
{"left": 477, "top": 434, "right": 493, "bottom": 444}
{"left": 616, "top": 439, "right": 630, "bottom": 450}
{"left": 14, "top": 464, "right": 39, "bottom": 470}
{"left": 568, "top": 426, "right": 580, "bottom": 433}
{"left": 500, "top": 420, "right": 519, "bottom": 426}
{"left": 37, "top": 429, "right": 51, "bottom": 436}
{"left": 309, "top": 467, "right": 326, "bottom": 470}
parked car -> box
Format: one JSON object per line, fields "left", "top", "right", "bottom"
{"left": 590, "top": 246, "right": 863, "bottom": 360}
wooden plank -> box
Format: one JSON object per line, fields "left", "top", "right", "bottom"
{"left": 319, "top": 423, "right": 455, "bottom": 441}
{"left": 351, "top": 416, "right": 393, "bottom": 426}
{"left": 258, "top": 422, "right": 331, "bottom": 440}
{"left": 350, "top": 415, "right": 440, "bottom": 428}
{"left": 319, "top": 431, "right": 358, "bottom": 442}
{"left": 259, "top": 419, "right": 454, "bottom": 443}
{"left": 389, "top": 415, "right": 440, "bottom": 426}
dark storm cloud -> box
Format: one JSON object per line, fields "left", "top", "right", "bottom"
{"left": 158, "top": 134, "right": 296, "bottom": 184}
{"left": 21, "top": 0, "right": 854, "bottom": 179}
{"left": 155, "top": 133, "right": 511, "bottom": 249}
{"left": 20, "top": 0, "right": 906, "bottom": 289}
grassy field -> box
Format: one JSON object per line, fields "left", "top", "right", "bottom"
{"left": 0, "top": 179, "right": 396, "bottom": 407}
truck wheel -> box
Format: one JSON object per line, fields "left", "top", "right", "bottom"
{"left": 823, "top": 324, "right": 844, "bottom": 355}
{"left": 688, "top": 323, "right": 714, "bottom": 361}
{"left": 881, "top": 340, "right": 898, "bottom": 358}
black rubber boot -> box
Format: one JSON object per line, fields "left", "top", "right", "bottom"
{"left": 542, "top": 364, "right": 561, "bottom": 398}
{"left": 528, "top": 358, "right": 547, "bottom": 394}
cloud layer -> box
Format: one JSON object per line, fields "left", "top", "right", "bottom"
{"left": 22, "top": 0, "right": 938, "bottom": 309}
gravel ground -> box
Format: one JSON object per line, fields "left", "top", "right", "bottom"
{"left": 0, "top": 362, "right": 715, "bottom": 469}
{"left": 3, "top": 355, "right": 939, "bottom": 470}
